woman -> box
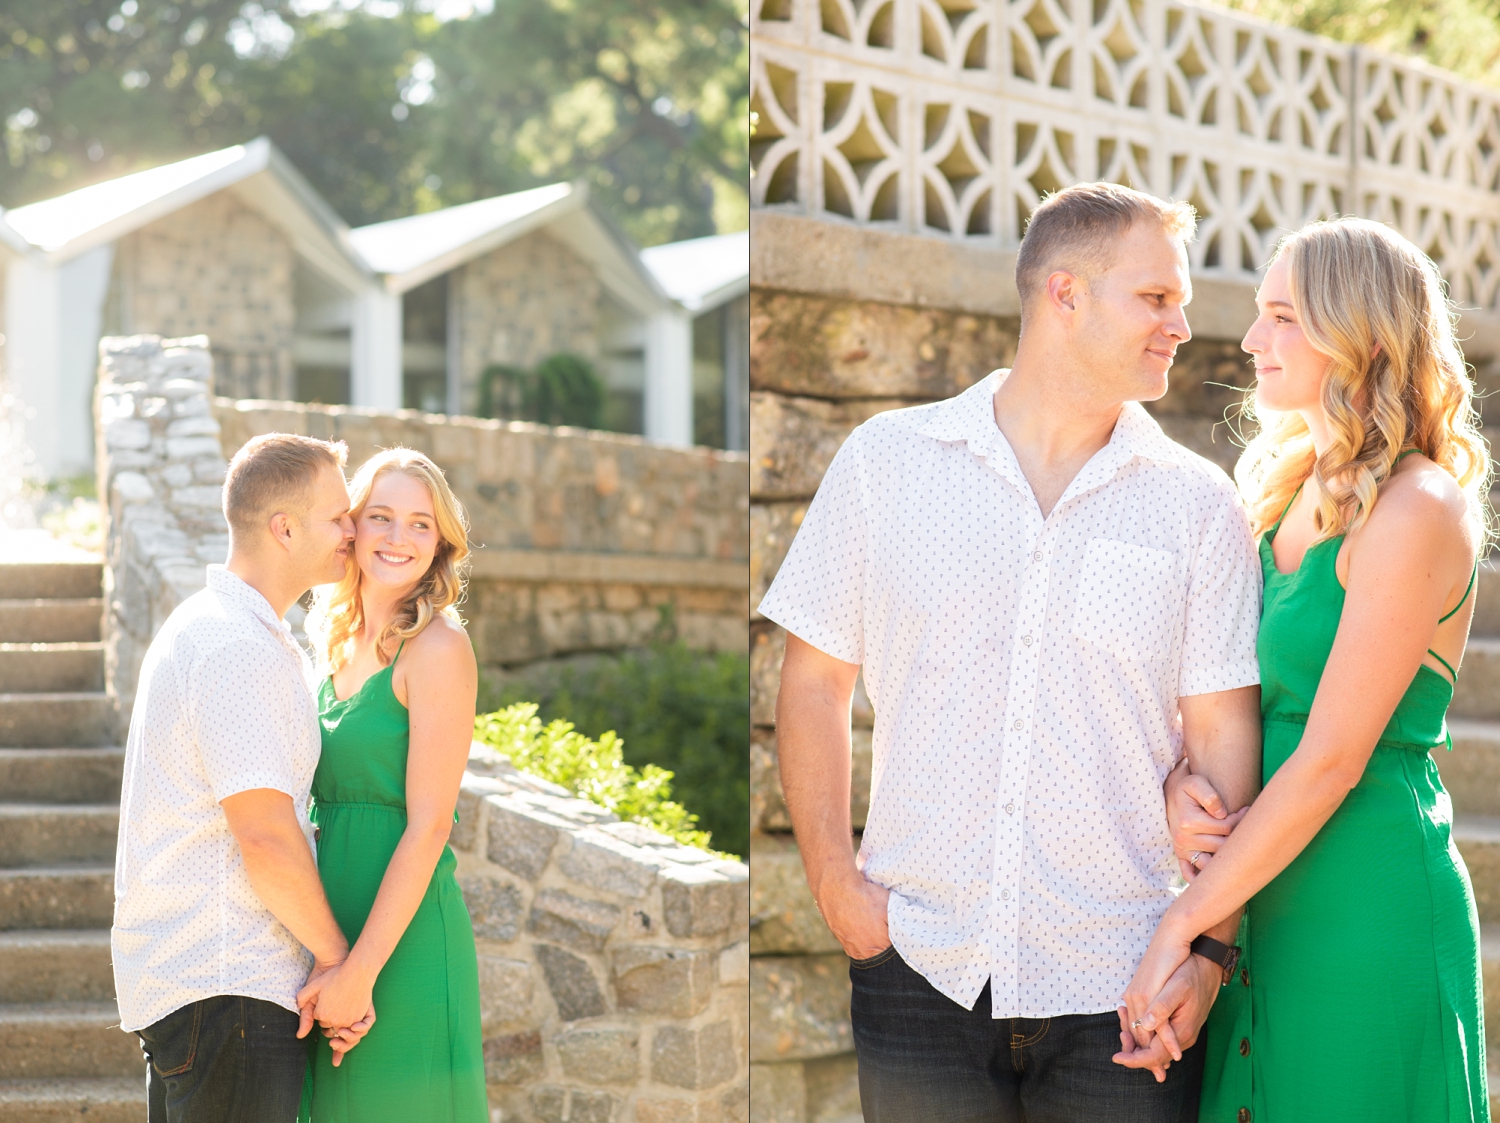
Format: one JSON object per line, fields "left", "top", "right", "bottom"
{"left": 297, "top": 448, "right": 487, "bottom": 1122}
{"left": 1119, "top": 218, "right": 1490, "bottom": 1120}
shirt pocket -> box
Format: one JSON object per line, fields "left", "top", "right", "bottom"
{"left": 1071, "top": 538, "right": 1180, "bottom": 660}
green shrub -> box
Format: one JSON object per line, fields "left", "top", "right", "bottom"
{"left": 473, "top": 703, "right": 721, "bottom": 856}
{"left": 480, "top": 628, "right": 750, "bottom": 859}
{"left": 477, "top": 353, "right": 604, "bottom": 430}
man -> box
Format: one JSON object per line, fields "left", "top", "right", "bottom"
{"left": 112, "top": 433, "right": 373, "bottom": 1122}
{"left": 759, "top": 182, "right": 1264, "bottom": 1121}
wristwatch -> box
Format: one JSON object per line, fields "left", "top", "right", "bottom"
{"left": 1190, "top": 934, "right": 1242, "bottom": 986}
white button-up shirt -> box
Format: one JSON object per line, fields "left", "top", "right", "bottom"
{"left": 113, "top": 565, "right": 320, "bottom": 1032}
{"left": 759, "top": 371, "right": 1261, "bottom": 1018}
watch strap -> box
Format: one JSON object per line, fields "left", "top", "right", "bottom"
{"left": 1190, "top": 934, "right": 1241, "bottom": 985}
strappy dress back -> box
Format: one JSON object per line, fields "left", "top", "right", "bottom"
{"left": 1200, "top": 454, "right": 1488, "bottom": 1122}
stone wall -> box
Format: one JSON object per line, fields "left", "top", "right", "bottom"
{"left": 213, "top": 398, "right": 749, "bottom": 672}
{"left": 452, "top": 229, "right": 604, "bottom": 415}
{"left": 96, "top": 334, "right": 751, "bottom": 1122}
{"left": 747, "top": 217, "right": 1258, "bottom": 1123}
{"left": 112, "top": 193, "right": 297, "bottom": 401}
{"left": 93, "top": 335, "right": 232, "bottom": 719}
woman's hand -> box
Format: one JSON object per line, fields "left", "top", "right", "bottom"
{"left": 1121, "top": 916, "right": 1196, "bottom": 1056}
{"left": 1165, "top": 760, "right": 1246, "bottom": 880}
{"left": 297, "top": 960, "right": 378, "bottom": 1066}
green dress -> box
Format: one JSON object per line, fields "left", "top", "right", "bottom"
{"left": 1200, "top": 489, "right": 1488, "bottom": 1123}
{"left": 299, "top": 645, "right": 488, "bottom": 1123}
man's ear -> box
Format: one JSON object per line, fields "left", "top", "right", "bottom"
{"left": 266, "top": 511, "right": 296, "bottom": 555}
{"left": 1046, "top": 269, "right": 1083, "bottom": 315}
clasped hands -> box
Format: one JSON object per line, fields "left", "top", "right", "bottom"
{"left": 1113, "top": 762, "right": 1244, "bottom": 1081}
{"left": 295, "top": 956, "right": 378, "bottom": 1067}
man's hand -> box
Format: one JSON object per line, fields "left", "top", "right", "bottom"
{"left": 296, "top": 961, "right": 376, "bottom": 1067}
{"left": 1113, "top": 954, "right": 1221, "bottom": 1080}
{"left": 817, "top": 872, "right": 891, "bottom": 961}
{"left": 1165, "top": 761, "right": 1246, "bottom": 881}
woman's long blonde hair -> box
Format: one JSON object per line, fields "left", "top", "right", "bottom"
{"left": 308, "top": 448, "right": 471, "bottom": 674}
{"left": 1236, "top": 217, "right": 1489, "bottom": 542}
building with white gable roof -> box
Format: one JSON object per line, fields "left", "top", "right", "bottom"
{"left": 0, "top": 137, "right": 748, "bottom": 479}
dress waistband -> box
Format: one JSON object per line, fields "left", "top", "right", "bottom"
{"left": 1263, "top": 715, "right": 1443, "bottom": 753}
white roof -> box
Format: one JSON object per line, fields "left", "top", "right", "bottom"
{"left": 348, "top": 183, "right": 578, "bottom": 291}
{"left": 640, "top": 230, "right": 749, "bottom": 312}
{"left": 7, "top": 145, "right": 253, "bottom": 253}
{"left": 0, "top": 139, "right": 367, "bottom": 288}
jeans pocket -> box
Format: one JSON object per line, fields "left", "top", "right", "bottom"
{"left": 850, "top": 946, "right": 897, "bottom": 970}
{"left": 138, "top": 1000, "right": 203, "bottom": 1077}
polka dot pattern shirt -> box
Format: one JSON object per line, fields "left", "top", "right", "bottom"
{"left": 112, "top": 565, "right": 320, "bottom": 1032}
{"left": 758, "top": 371, "right": 1262, "bottom": 1018}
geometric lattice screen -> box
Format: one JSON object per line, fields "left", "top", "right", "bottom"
{"left": 751, "top": 0, "right": 1500, "bottom": 311}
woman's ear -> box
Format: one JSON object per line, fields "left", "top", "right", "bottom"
{"left": 1370, "top": 341, "right": 1382, "bottom": 361}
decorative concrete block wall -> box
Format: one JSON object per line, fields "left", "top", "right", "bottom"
{"left": 114, "top": 193, "right": 297, "bottom": 401}
{"left": 213, "top": 398, "right": 750, "bottom": 673}
{"left": 451, "top": 229, "right": 604, "bottom": 415}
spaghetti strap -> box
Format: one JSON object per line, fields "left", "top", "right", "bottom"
{"left": 1438, "top": 563, "right": 1478, "bottom": 624}
{"left": 1269, "top": 483, "right": 1304, "bottom": 538}
{"left": 390, "top": 638, "right": 407, "bottom": 666}
{"left": 1426, "top": 647, "right": 1459, "bottom": 683}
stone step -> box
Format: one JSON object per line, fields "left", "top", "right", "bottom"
{"left": 0, "top": 601, "right": 102, "bottom": 645}
{"left": 0, "top": 1005, "right": 139, "bottom": 1080}
{"left": 0, "top": 806, "right": 118, "bottom": 869}
{"left": 1473, "top": 560, "right": 1500, "bottom": 639}
{"left": 0, "top": 696, "right": 112, "bottom": 748}
{"left": 1450, "top": 639, "right": 1500, "bottom": 722}
{"left": 1436, "top": 722, "right": 1500, "bottom": 817}
{"left": 0, "top": 931, "right": 114, "bottom": 1004}
{"left": 0, "top": 1078, "right": 143, "bottom": 1123}
{"left": 0, "top": 564, "right": 101, "bottom": 602}
{"left": 1455, "top": 817, "right": 1500, "bottom": 924}
{"left": 0, "top": 868, "right": 113, "bottom": 931}
{"left": 0, "top": 645, "right": 103, "bottom": 694}
{"left": 0, "top": 749, "right": 124, "bottom": 805}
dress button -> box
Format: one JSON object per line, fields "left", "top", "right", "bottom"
{"left": 1021, "top": 635, "right": 1033, "bottom": 646}
{"left": 1241, "top": 968, "right": 1250, "bottom": 987}
{"left": 1013, "top": 720, "right": 1024, "bottom": 730}
{"left": 1237, "top": 1109, "right": 1252, "bottom": 1123}
{"left": 1001, "top": 889, "right": 1011, "bottom": 900}
{"left": 1239, "top": 1037, "right": 1251, "bottom": 1057}
{"left": 1004, "top": 803, "right": 1016, "bottom": 815}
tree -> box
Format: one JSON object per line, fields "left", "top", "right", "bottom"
{"left": 0, "top": 0, "right": 749, "bottom": 245}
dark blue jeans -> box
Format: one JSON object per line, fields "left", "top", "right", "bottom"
{"left": 136, "top": 994, "right": 307, "bottom": 1123}
{"left": 850, "top": 948, "right": 1203, "bottom": 1123}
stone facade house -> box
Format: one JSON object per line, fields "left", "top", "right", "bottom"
{"left": 0, "top": 137, "right": 749, "bottom": 479}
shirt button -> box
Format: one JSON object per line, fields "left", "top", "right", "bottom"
{"left": 1021, "top": 635, "right": 1033, "bottom": 646}
{"left": 1001, "top": 889, "right": 1011, "bottom": 900}
{"left": 1004, "top": 803, "right": 1016, "bottom": 814}
{"left": 1033, "top": 551, "right": 1042, "bottom": 561}
{"left": 1013, "top": 720, "right": 1024, "bottom": 730}
{"left": 1239, "top": 1037, "right": 1251, "bottom": 1057}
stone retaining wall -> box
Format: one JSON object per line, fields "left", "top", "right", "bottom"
{"left": 95, "top": 334, "right": 751, "bottom": 1121}
{"left": 211, "top": 397, "right": 749, "bottom": 678}
{"left": 747, "top": 217, "right": 1259, "bottom": 1123}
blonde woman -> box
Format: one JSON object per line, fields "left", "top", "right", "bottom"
{"left": 295, "top": 448, "right": 486, "bottom": 1122}
{"left": 1114, "top": 218, "right": 1490, "bottom": 1120}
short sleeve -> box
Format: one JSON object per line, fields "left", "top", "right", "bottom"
{"left": 757, "top": 432, "right": 869, "bottom": 665}
{"left": 186, "top": 641, "right": 306, "bottom": 802}
{"left": 1179, "top": 484, "right": 1263, "bottom": 696}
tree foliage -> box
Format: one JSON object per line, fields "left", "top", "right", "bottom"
{"left": 0, "top": 0, "right": 749, "bottom": 245}
{"left": 1217, "top": 0, "right": 1500, "bottom": 86}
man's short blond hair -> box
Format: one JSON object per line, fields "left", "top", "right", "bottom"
{"left": 1015, "top": 183, "right": 1196, "bottom": 319}
{"left": 223, "top": 433, "right": 348, "bottom": 537}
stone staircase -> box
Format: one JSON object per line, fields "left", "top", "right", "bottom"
{"left": 0, "top": 560, "right": 142, "bottom": 1120}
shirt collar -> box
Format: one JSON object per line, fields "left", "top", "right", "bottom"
{"left": 916, "top": 368, "right": 1187, "bottom": 472}
{"left": 205, "top": 565, "right": 295, "bottom": 639}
